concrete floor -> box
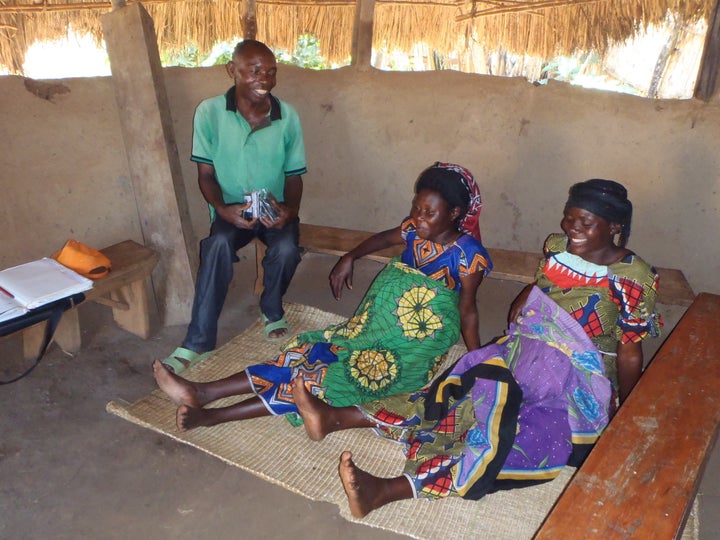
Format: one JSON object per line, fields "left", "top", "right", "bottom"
{"left": 1, "top": 252, "right": 718, "bottom": 539}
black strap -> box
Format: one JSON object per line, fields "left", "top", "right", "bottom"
{"left": 0, "top": 294, "right": 85, "bottom": 384}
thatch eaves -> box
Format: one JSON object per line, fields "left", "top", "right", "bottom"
{"left": 0, "top": 0, "right": 715, "bottom": 75}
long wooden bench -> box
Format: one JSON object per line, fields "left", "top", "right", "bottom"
{"left": 254, "top": 223, "right": 695, "bottom": 306}
{"left": 21, "top": 240, "right": 159, "bottom": 359}
{"left": 537, "top": 292, "right": 720, "bottom": 538}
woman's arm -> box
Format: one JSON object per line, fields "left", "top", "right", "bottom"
{"left": 329, "top": 226, "right": 404, "bottom": 300}
{"left": 611, "top": 261, "right": 658, "bottom": 406}
{"left": 616, "top": 340, "right": 643, "bottom": 405}
{"left": 458, "top": 272, "right": 484, "bottom": 350}
{"left": 507, "top": 283, "right": 535, "bottom": 324}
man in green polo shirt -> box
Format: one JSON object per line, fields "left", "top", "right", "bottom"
{"left": 163, "top": 39, "right": 307, "bottom": 373}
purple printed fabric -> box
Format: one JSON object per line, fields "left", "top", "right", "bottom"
{"left": 360, "top": 286, "right": 612, "bottom": 500}
{"left": 453, "top": 286, "right": 611, "bottom": 483}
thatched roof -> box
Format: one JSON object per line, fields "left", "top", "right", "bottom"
{"left": 0, "top": 0, "right": 715, "bottom": 75}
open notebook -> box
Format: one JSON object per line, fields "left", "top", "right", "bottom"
{"left": 0, "top": 258, "right": 92, "bottom": 322}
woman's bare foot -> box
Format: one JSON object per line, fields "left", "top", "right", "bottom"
{"left": 176, "top": 404, "right": 215, "bottom": 431}
{"left": 292, "top": 376, "right": 376, "bottom": 441}
{"left": 338, "top": 451, "right": 414, "bottom": 517}
{"left": 153, "top": 359, "right": 204, "bottom": 408}
{"left": 291, "top": 376, "right": 336, "bottom": 440}
{"left": 338, "top": 451, "right": 389, "bottom": 517}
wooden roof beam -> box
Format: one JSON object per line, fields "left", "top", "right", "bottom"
{"left": 695, "top": 0, "right": 720, "bottom": 101}
{"left": 244, "top": 0, "right": 257, "bottom": 40}
{"left": 351, "top": 0, "right": 375, "bottom": 70}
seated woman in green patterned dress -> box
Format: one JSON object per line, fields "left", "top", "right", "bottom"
{"left": 153, "top": 162, "right": 493, "bottom": 431}
{"left": 289, "top": 178, "right": 662, "bottom": 518}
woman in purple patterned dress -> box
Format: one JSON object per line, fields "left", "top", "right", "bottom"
{"left": 291, "top": 179, "right": 662, "bottom": 518}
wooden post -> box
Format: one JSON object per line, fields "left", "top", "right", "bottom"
{"left": 101, "top": 4, "right": 197, "bottom": 326}
{"left": 648, "top": 17, "right": 682, "bottom": 98}
{"left": 695, "top": 0, "right": 720, "bottom": 101}
{"left": 244, "top": 0, "right": 257, "bottom": 40}
{"left": 351, "top": 0, "right": 375, "bottom": 70}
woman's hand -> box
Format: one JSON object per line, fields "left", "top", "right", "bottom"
{"left": 508, "top": 284, "right": 534, "bottom": 324}
{"left": 329, "top": 254, "right": 355, "bottom": 300}
{"left": 328, "top": 227, "right": 403, "bottom": 301}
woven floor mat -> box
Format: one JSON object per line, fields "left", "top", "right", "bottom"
{"left": 107, "top": 302, "right": 699, "bottom": 539}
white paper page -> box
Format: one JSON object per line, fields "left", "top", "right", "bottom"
{"left": 0, "top": 258, "right": 92, "bottom": 310}
{"left": 0, "top": 289, "right": 28, "bottom": 322}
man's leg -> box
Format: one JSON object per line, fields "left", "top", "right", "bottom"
{"left": 182, "top": 218, "right": 255, "bottom": 352}
{"left": 257, "top": 219, "right": 302, "bottom": 324}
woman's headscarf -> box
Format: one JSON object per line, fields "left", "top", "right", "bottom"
{"left": 432, "top": 162, "right": 483, "bottom": 242}
{"left": 566, "top": 179, "right": 633, "bottom": 245}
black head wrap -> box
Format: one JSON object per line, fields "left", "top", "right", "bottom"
{"left": 566, "top": 179, "right": 633, "bottom": 246}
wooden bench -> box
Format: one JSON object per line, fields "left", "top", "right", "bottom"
{"left": 22, "top": 240, "right": 159, "bottom": 359}
{"left": 254, "top": 223, "right": 696, "bottom": 306}
{"left": 537, "top": 292, "right": 720, "bottom": 538}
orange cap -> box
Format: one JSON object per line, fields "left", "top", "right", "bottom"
{"left": 52, "top": 239, "right": 112, "bottom": 279}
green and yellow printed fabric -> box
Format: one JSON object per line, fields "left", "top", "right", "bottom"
{"left": 284, "top": 259, "right": 461, "bottom": 407}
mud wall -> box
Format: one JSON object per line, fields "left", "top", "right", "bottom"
{"left": 1, "top": 65, "right": 718, "bottom": 295}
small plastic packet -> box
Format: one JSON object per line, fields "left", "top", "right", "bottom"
{"left": 242, "top": 189, "right": 279, "bottom": 221}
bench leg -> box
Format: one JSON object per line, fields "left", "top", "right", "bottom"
{"left": 54, "top": 309, "right": 82, "bottom": 353}
{"left": 22, "top": 309, "right": 81, "bottom": 359}
{"left": 110, "top": 279, "right": 151, "bottom": 339}
{"left": 254, "top": 239, "right": 266, "bottom": 296}
{"left": 23, "top": 322, "right": 46, "bottom": 360}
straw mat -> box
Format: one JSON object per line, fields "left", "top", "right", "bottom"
{"left": 107, "top": 303, "right": 699, "bottom": 540}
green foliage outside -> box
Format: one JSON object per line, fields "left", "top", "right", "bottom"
{"left": 159, "top": 34, "right": 642, "bottom": 96}
{"left": 161, "top": 34, "right": 329, "bottom": 70}
{"left": 275, "top": 34, "right": 328, "bottom": 69}
{"left": 161, "top": 43, "right": 203, "bottom": 67}
{"left": 538, "top": 52, "right": 642, "bottom": 95}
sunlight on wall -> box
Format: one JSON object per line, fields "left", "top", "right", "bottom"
{"left": 603, "top": 20, "right": 706, "bottom": 99}
{"left": 23, "top": 31, "right": 111, "bottom": 79}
